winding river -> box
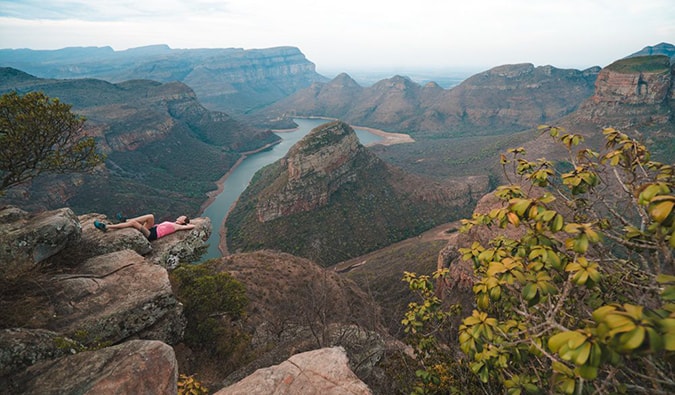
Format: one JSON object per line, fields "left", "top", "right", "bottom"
{"left": 199, "top": 118, "right": 384, "bottom": 261}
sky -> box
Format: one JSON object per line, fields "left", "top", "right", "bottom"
{"left": 0, "top": 0, "right": 673, "bottom": 75}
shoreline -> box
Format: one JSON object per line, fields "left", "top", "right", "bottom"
{"left": 277, "top": 116, "right": 415, "bottom": 146}
{"left": 198, "top": 140, "right": 281, "bottom": 256}
{"left": 199, "top": 117, "right": 414, "bottom": 257}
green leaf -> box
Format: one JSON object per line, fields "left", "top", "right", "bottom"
{"left": 575, "top": 365, "right": 598, "bottom": 380}
{"left": 522, "top": 283, "right": 537, "bottom": 301}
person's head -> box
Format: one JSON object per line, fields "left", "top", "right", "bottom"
{"left": 176, "top": 215, "right": 190, "bottom": 225}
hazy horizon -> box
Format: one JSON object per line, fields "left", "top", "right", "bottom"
{"left": 0, "top": 0, "right": 673, "bottom": 73}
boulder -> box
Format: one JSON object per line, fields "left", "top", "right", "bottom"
{"left": 0, "top": 328, "right": 78, "bottom": 378}
{"left": 5, "top": 340, "right": 177, "bottom": 395}
{"left": 146, "top": 217, "right": 211, "bottom": 269}
{"left": 215, "top": 347, "right": 372, "bottom": 395}
{"left": 67, "top": 214, "right": 211, "bottom": 269}
{"left": 0, "top": 206, "right": 80, "bottom": 270}
{"left": 48, "top": 249, "right": 186, "bottom": 346}
{"left": 77, "top": 213, "right": 152, "bottom": 259}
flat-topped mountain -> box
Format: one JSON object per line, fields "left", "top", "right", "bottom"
{"left": 0, "top": 68, "right": 278, "bottom": 216}
{"left": 225, "top": 121, "right": 490, "bottom": 266}
{"left": 0, "top": 45, "right": 328, "bottom": 115}
{"left": 254, "top": 63, "right": 599, "bottom": 136}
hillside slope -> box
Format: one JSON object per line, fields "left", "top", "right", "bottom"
{"left": 0, "top": 68, "right": 279, "bottom": 216}
{"left": 225, "top": 121, "right": 490, "bottom": 266}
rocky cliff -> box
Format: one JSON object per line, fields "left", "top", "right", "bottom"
{"left": 574, "top": 55, "right": 674, "bottom": 128}
{"left": 0, "top": 205, "right": 211, "bottom": 392}
{"left": 0, "top": 45, "right": 328, "bottom": 115}
{"left": 0, "top": 68, "right": 278, "bottom": 216}
{"left": 0, "top": 206, "right": 404, "bottom": 394}
{"left": 226, "top": 121, "right": 490, "bottom": 266}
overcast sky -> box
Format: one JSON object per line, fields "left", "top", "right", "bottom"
{"left": 0, "top": 0, "right": 673, "bottom": 75}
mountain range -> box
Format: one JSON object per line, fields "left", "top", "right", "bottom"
{"left": 0, "top": 45, "right": 327, "bottom": 115}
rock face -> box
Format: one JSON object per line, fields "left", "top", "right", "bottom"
{"left": 226, "top": 121, "right": 489, "bottom": 266}
{"left": 0, "top": 45, "right": 327, "bottom": 115}
{"left": 0, "top": 206, "right": 210, "bottom": 392}
{"left": 257, "top": 121, "right": 373, "bottom": 222}
{"left": 0, "top": 206, "right": 80, "bottom": 268}
{"left": 575, "top": 55, "right": 674, "bottom": 128}
{"left": 4, "top": 340, "right": 178, "bottom": 395}
{"left": 215, "top": 347, "right": 372, "bottom": 395}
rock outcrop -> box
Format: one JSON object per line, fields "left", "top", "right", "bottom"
{"left": 575, "top": 55, "right": 673, "bottom": 128}
{"left": 4, "top": 340, "right": 178, "bottom": 395}
{"left": 256, "top": 121, "right": 375, "bottom": 222}
{"left": 0, "top": 206, "right": 210, "bottom": 392}
{"left": 215, "top": 347, "right": 372, "bottom": 395}
{"left": 226, "top": 121, "right": 489, "bottom": 266}
{"left": 0, "top": 207, "right": 80, "bottom": 268}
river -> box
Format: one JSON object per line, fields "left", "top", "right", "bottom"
{"left": 199, "top": 118, "right": 384, "bottom": 261}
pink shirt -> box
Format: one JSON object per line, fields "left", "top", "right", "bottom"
{"left": 155, "top": 221, "right": 177, "bottom": 238}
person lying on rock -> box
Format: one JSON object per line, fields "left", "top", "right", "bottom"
{"left": 93, "top": 213, "right": 195, "bottom": 241}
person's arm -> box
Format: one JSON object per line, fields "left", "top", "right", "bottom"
{"left": 175, "top": 224, "right": 196, "bottom": 231}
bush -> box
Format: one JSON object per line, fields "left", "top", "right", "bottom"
{"left": 405, "top": 126, "right": 674, "bottom": 394}
{"left": 170, "top": 262, "right": 250, "bottom": 363}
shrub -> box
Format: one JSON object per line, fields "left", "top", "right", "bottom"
{"left": 405, "top": 126, "right": 674, "bottom": 394}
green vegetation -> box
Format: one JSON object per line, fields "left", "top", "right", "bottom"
{"left": 605, "top": 55, "right": 671, "bottom": 73}
{"left": 177, "top": 374, "right": 209, "bottom": 395}
{"left": 170, "top": 262, "right": 252, "bottom": 373}
{"left": 227, "top": 150, "right": 470, "bottom": 266}
{"left": 0, "top": 91, "right": 104, "bottom": 192}
{"left": 403, "top": 126, "right": 674, "bottom": 394}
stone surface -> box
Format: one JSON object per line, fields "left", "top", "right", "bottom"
{"left": 0, "top": 206, "right": 80, "bottom": 268}
{"left": 5, "top": 340, "right": 177, "bottom": 395}
{"left": 68, "top": 214, "right": 211, "bottom": 269}
{"left": 48, "top": 249, "right": 186, "bottom": 346}
{"left": 146, "top": 217, "right": 211, "bottom": 269}
{"left": 0, "top": 329, "right": 77, "bottom": 378}
{"left": 215, "top": 347, "right": 372, "bottom": 395}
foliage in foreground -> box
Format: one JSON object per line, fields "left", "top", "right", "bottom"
{"left": 170, "top": 262, "right": 251, "bottom": 369}
{"left": 404, "top": 126, "right": 674, "bottom": 394}
{"left": 0, "top": 91, "right": 104, "bottom": 192}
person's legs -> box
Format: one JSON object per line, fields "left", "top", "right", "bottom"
{"left": 103, "top": 219, "right": 151, "bottom": 238}
{"left": 125, "top": 214, "right": 155, "bottom": 230}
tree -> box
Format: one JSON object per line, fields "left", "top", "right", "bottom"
{"left": 0, "top": 91, "right": 104, "bottom": 192}
{"left": 404, "top": 126, "right": 674, "bottom": 394}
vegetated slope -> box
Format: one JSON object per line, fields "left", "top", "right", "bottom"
{"left": 335, "top": 223, "right": 456, "bottom": 338}
{"left": 226, "top": 121, "right": 489, "bottom": 267}
{"left": 0, "top": 45, "right": 328, "bottom": 115}
{"left": 0, "top": 67, "right": 279, "bottom": 216}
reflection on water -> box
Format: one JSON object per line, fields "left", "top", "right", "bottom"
{"left": 200, "top": 119, "right": 383, "bottom": 260}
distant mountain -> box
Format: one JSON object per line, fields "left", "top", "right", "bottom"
{"left": 225, "top": 121, "right": 490, "bottom": 266}
{"left": 626, "top": 42, "right": 675, "bottom": 62}
{"left": 254, "top": 63, "right": 599, "bottom": 137}
{"left": 0, "top": 45, "right": 328, "bottom": 115}
{"left": 0, "top": 67, "right": 279, "bottom": 216}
